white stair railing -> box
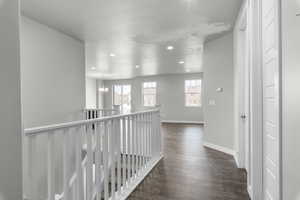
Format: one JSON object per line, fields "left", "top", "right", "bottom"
{"left": 24, "top": 109, "right": 162, "bottom": 200}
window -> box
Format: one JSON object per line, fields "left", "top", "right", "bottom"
{"left": 113, "top": 84, "right": 131, "bottom": 114}
{"left": 142, "top": 82, "right": 157, "bottom": 107}
{"left": 185, "top": 80, "right": 201, "bottom": 107}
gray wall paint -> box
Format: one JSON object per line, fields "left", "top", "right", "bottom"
{"left": 97, "top": 79, "right": 104, "bottom": 109}
{"left": 20, "top": 16, "right": 86, "bottom": 198}
{"left": 21, "top": 16, "right": 86, "bottom": 128}
{"left": 282, "top": 1, "right": 300, "bottom": 199}
{"left": 203, "top": 32, "right": 234, "bottom": 150}
{"left": 86, "top": 77, "right": 97, "bottom": 109}
{"left": 103, "top": 73, "right": 203, "bottom": 122}
{"left": 0, "top": 0, "right": 23, "bottom": 199}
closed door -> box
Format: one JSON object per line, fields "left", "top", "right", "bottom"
{"left": 262, "top": 0, "right": 281, "bottom": 199}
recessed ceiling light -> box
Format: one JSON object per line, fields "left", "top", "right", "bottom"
{"left": 109, "top": 53, "right": 116, "bottom": 57}
{"left": 179, "top": 61, "right": 185, "bottom": 64}
{"left": 135, "top": 65, "right": 140, "bottom": 69}
{"left": 91, "top": 67, "right": 96, "bottom": 70}
{"left": 167, "top": 46, "right": 174, "bottom": 50}
{"left": 186, "top": 69, "right": 191, "bottom": 72}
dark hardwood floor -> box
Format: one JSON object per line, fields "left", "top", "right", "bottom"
{"left": 127, "top": 123, "right": 250, "bottom": 200}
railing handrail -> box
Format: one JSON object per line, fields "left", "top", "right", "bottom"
{"left": 84, "top": 108, "right": 117, "bottom": 111}
{"left": 24, "top": 109, "right": 160, "bottom": 136}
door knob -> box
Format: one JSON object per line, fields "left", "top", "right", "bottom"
{"left": 241, "top": 114, "right": 247, "bottom": 119}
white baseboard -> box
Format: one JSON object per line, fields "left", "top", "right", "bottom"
{"left": 162, "top": 120, "right": 204, "bottom": 125}
{"left": 203, "top": 142, "right": 236, "bottom": 156}
{"left": 247, "top": 185, "right": 253, "bottom": 199}
{"left": 233, "top": 152, "right": 240, "bottom": 168}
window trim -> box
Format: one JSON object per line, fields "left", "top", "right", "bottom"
{"left": 184, "top": 79, "right": 202, "bottom": 107}
{"left": 142, "top": 81, "right": 157, "bottom": 107}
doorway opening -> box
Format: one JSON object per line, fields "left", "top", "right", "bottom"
{"left": 113, "top": 84, "right": 132, "bottom": 114}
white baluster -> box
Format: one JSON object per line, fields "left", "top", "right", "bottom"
{"left": 110, "top": 120, "right": 116, "bottom": 200}
{"left": 132, "top": 115, "right": 136, "bottom": 178}
{"left": 103, "top": 121, "right": 109, "bottom": 200}
{"left": 86, "top": 125, "right": 93, "bottom": 200}
{"left": 146, "top": 114, "right": 149, "bottom": 163}
{"left": 158, "top": 111, "right": 162, "bottom": 156}
{"left": 138, "top": 114, "right": 142, "bottom": 171}
{"left": 47, "top": 132, "right": 55, "bottom": 200}
{"left": 150, "top": 113, "right": 153, "bottom": 159}
{"left": 130, "top": 116, "right": 134, "bottom": 179}
{"left": 116, "top": 119, "right": 121, "bottom": 195}
{"left": 127, "top": 117, "right": 131, "bottom": 182}
{"left": 148, "top": 113, "right": 151, "bottom": 162}
{"left": 122, "top": 118, "right": 127, "bottom": 189}
{"left": 151, "top": 112, "right": 154, "bottom": 159}
{"left": 155, "top": 112, "right": 158, "bottom": 157}
{"left": 76, "top": 126, "right": 84, "bottom": 200}
{"left": 136, "top": 114, "right": 139, "bottom": 172}
{"left": 63, "top": 129, "right": 70, "bottom": 200}
{"left": 149, "top": 113, "right": 152, "bottom": 159}
{"left": 142, "top": 113, "right": 145, "bottom": 167}
{"left": 96, "top": 123, "right": 102, "bottom": 200}
{"left": 29, "top": 135, "right": 38, "bottom": 200}
{"left": 145, "top": 113, "right": 148, "bottom": 165}
{"left": 146, "top": 113, "right": 149, "bottom": 163}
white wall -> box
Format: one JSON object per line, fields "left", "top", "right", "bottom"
{"left": 203, "top": 32, "right": 235, "bottom": 150}
{"left": 86, "top": 77, "right": 97, "bottom": 109}
{"left": 20, "top": 16, "right": 86, "bottom": 198}
{"left": 0, "top": 0, "right": 23, "bottom": 199}
{"left": 103, "top": 73, "right": 204, "bottom": 123}
{"left": 21, "top": 16, "right": 86, "bottom": 128}
{"left": 281, "top": 0, "right": 300, "bottom": 199}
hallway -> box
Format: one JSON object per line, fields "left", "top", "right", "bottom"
{"left": 128, "top": 124, "right": 250, "bottom": 200}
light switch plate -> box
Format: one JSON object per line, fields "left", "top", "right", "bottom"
{"left": 209, "top": 99, "right": 216, "bottom": 106}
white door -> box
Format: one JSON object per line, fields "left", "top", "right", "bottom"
{"left": 262, "top": 0, "right": 281, "bottom": 199}
{"left": 237, "top": 9, "right": 252, "bottom": 187}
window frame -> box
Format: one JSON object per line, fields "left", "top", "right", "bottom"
{"left": 142, "top": 81, "right": 157, "bottom": 107}
{"left": 184, "top": 79, "right": 202, "bottom": 107}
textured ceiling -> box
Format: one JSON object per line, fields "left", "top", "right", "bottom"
{"left": 21, "top": 0, "right": 242, "bottom": 79}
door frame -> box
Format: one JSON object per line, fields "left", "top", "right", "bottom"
{"left": 112, "top": 84, "right": 132, "bottom": 114}
{"left": 236, "top": 0, "right": 264, "bottom": 199}
{"left": 248, "top": 1, "right": 263, "bottom": 198}
{"left": 236, "top": 3, "right": 249, "bottom": 171}
{"left": 260, "top": 0, "right": 283, "bottom": 199}
{"left": 236, "top": 0, "right": 282, "bottom": 199}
